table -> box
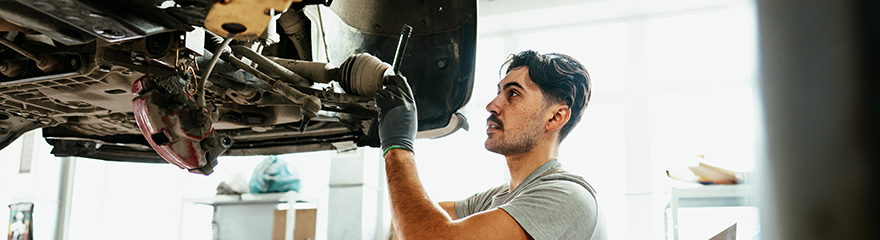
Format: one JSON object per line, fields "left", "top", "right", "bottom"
{"left": 666, "top": 184, "right": 755, "bottom": 240}
{"left": 187, "top": 191, "right": 318, "bottom": 240}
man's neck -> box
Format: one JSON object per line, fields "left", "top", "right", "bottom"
{"left": 505, "top": 143, "right": 558, "bottom": 191}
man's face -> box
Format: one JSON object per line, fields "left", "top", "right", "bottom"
{"left": 485, "top": 67, "right": 549, "bottom": 155}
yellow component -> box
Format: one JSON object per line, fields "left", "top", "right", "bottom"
{"left": 204, "top": 0, "right": 301, "bottom": 40}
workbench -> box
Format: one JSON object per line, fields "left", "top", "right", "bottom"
{"left": 665, "top": 184, "right": 756, "bottom": 240}
{"left": 186, "top": 191, "right": 318, "bottom": 240}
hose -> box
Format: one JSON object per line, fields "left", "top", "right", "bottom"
{"left": 204, "top": 31, "right": 232, "bottom": 53}
{"left": 197, "top": 32, "right": 235, "bottom": 108}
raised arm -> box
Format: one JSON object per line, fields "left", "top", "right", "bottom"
{"left": 374, "top": 81, "right": 531, "bottom": 239}
{"left": 384, "top": 149, "right": 531, "bottom": 240}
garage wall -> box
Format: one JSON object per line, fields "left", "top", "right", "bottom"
{"left": 0, "top": 131, "right": 63, "bottom": 239}
{"left": 64, "top": 152, "right": 331, "bottom": 240}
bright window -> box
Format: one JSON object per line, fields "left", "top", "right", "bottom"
{"left": 646, "top": 8, "right": 757, "bottom": 86}
{"left": 520, "top": 23, "right": 632, "bottom": 92}
{"left": 648, "top": 88, "right": 758, "bottom": 176}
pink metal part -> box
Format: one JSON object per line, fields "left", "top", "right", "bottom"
{"left": 131, "top": 76, "right": 212, "bottom": 172}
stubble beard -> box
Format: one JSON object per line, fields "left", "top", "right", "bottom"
{"left": 485, "top": 120, "right": 543, "bottom": 156}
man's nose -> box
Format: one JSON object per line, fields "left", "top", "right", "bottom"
{"left": 486, "top": 95, "right": 501, "bottom": 115}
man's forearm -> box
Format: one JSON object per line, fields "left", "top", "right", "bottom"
{"left": 384, "top": 148, "right": 455, "bottom": 239}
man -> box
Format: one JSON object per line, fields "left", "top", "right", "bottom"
{"left": 375, "top": 50, "right": 605, "bottom": 239}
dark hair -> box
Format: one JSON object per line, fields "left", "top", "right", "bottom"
{"left": 502, "top": 50, "right": 591, "bottom": 143}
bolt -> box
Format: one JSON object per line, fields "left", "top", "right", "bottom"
{"left": 70, "top": 58, "right": 77, "bottom": 66}
{"left": 131, "top": 52, "right": 147, "bottom": 66}
{"left": 436, "top": 59, "right": 446, "bottom": 69}
{"left": 99, "top": 65, "right": 112, "bottom": 72}
{"left": 94, "top": 26, "right": 124, "bottom": 39}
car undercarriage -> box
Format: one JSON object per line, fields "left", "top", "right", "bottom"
{"left": 0, "top": 0, "right": 475, "bottom": 174}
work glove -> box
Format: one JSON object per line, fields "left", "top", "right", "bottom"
{"left": 374, "top": 74, "right": 417, "bottom": 156}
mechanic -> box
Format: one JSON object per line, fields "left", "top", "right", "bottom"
{"left": 374, "top": 49, "right": 606, "bottom": 239}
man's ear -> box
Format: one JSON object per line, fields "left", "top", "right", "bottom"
{"left": 546, "top": 105, "right": 571, "bottom": 131}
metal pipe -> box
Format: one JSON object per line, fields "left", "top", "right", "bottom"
{"left": 220, "top": 51, "right": 320, "bottom": 120}
{"left": 230, "top": 45, "right": 311, "bottom": 86}
{"left": 55, "top": 156, "right": 75, "bottom": 240}
{"left": 0, "top": 36, "right": 41, "bottom": 62}
{"left": 221, "top": 51, "right": 281, "bottom": 89}
{"left": 269, "top": 57, "right": 334, "bottom": 83}
{"left": 197, "top": 32, "right": 235, "bottom": 108}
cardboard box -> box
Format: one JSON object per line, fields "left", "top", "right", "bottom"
{"left": 272, "top": 208, "right": 317, "bottom": 240}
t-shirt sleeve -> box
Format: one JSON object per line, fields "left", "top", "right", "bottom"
{"left": 455, "top": 185, "right": 507, "bottom": 219}
{"left": 498, "top": 180, "right": 600, "bottom": 240}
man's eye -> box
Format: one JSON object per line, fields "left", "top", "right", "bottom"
{"left": 510, "top": 91, "right": 519, "bottom": 97}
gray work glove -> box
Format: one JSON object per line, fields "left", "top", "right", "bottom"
{"left": 374, "top": 75, "right": 417, "bottom": 156}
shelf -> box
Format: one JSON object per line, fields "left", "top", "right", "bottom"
{"left": 186, "top": 191, "right": 317, "bottom": 206}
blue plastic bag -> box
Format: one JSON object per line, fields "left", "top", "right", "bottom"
{"left": 249, "top": 155, "right": 302, "bottom": 194}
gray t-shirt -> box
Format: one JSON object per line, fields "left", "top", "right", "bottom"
{"left": 455, "top": 159, "right": 607, "bottom": 240}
